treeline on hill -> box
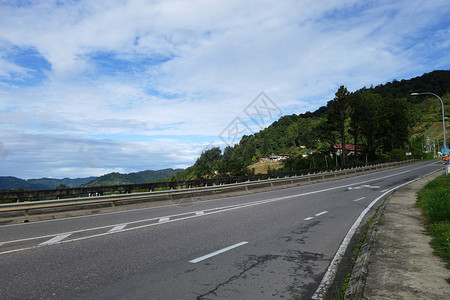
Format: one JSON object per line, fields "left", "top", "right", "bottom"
{"left": 83, "top": 169, "right": 184, "bottom": 187}
{"left": 0, "top": 169, "right": 184, "bottom": 191}
{"left": 169, "top": 70, "right": 450, "bottom": 181}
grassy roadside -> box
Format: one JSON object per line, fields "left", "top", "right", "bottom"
{"left": 417, "top": 173, "right": 450, "bottom": 282}
{"left": 331, "top": 214, "right": 379, "bottom": 299}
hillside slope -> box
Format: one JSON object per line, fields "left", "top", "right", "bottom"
{"left": 84, "top": 168, "right": 184, "bottom": 187}
{"left": 171, "top": 70, "right": 450, "bottom": 181}
{"left": 0, "top": 176, "right": 97, "bottom": 191}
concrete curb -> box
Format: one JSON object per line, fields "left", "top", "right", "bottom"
{"left": 343, "top": 195, "right": 390, "bottom": 299}
{"left": 345, "top": 170, "right": 449, "bottom": 299}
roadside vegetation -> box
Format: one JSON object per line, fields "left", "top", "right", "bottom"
{"left": 417, "top": 174, "right": 450, "bottom": 282}
{"left": 331, "top": 214, "right": 379, "bottom": 299}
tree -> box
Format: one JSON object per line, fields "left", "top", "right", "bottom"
{"left": 194, "top": 147, "right": 222, "bottom": 178}
{"left": 375, "top": 96, "right": 412, "bottom": 151}
{"left": 327, "top": 86, "right": 351, "bottom": 166}
{"left": 349, "top": 93, "right": 363, "bottom": 160}
{"left": 353, "top": 91, "right": 382, "bottom": 159}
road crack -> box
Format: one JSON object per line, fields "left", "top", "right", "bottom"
{"left": 196, "top": 250, "right": 327, "bottom": 299}
{"left": 196, "top": 254, "right": 279, "bottom": 299}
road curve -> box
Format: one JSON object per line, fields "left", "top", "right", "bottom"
{"left": 0, "top": 160, "right": 442, "bottom": 299}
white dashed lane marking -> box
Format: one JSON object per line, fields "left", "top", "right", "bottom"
{"left": 189, "top": 242, "right": 248, "bottom": 263}
{"left": 315, "top": 211, "right": 328, "bottom": 217}
{"left": 353, "top": 197, "right": 366, "bottom": 202}
{"left": 304, "top": 211, "right": 328, "bottom": 221}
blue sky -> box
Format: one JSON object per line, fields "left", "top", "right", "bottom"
{"left": 0, "top": 0, "right": 449, "bottom": 179}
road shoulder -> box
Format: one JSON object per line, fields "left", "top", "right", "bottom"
{"left": 346, "top": 170, "right": 450, "bottom": 299}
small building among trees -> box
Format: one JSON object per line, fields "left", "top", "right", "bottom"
{"left": 267, "top": 154, "right": 290, "bottom": 161}
{"left": 333, "top": 144, "right": 361, "bottom": 156}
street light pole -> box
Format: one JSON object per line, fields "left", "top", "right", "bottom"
{"left": 411, "top": 92, "right": 448, "bottom": 174}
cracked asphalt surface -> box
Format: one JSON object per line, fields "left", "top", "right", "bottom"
{"left": 0, "top": 160, "right": 441, "bottom": 299}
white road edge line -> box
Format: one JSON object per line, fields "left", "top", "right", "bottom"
{"left": 39, "top": 233, "right": 72, "bottom": 246}
{"left": 353, "top": 197, "right": 366, "bottom": 202}
{"left": 380, "top": 189, "right": 389, "bottom": 193}
{"left": 311, "top": 168, "right": 442, "bottom": 300}
{"left": 315, "top": 211, "right": 328, "bottom": 217}
{"left": 189, "top": 241, "right": 248, "bottom": 264}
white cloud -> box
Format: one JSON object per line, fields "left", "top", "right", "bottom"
{"left": 0, "top": 0, "right": 449, "bottom": 178}
{"left": 0, "top": 142, "right": 9, "bottom": 158}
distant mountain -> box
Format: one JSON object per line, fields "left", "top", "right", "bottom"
{"left": 0, "top": 176, "right": 97, "bottom": 191}
{"left": 28, "top": 177, "right": 98, "bottom": 189}
{"left": 0, "top": 168, "right": 185, "bottom": 191}
{"left": 83, "top": 168, "right": 184, "bottom": 187}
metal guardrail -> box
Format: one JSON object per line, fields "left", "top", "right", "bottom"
{"left": 0, "top": 160, "right": 408, "bottom": 202}
{"left": 0, "top": 160, "right": 417, "bottom": 218}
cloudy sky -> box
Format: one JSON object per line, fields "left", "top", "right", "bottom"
{"left": 0, "top": 0, "right": 449, "bottom": 179}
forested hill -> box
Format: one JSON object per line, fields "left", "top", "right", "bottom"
{"left": 170, "top": 70, "right": 450, "bottom": 180}
{"left": 0, "top": 176, "right": 97, "bottom": 191}
{"left": 0, "top": 168, "right": 184, "bottom": 190}
{"left": 367, "top": 70, "right": 450, "bottom": 100}
{"left": 83, "top": 168, "right": 184, "bottom": 187}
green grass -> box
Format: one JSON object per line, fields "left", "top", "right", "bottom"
{"left": 425, "top": 122, "right": 446, "bottom": 139}
{"left": 331, "top": 216, "right": 376, "bottom": 299}
{"left": 417, "top": 174, "right": 450, "bottom": 275}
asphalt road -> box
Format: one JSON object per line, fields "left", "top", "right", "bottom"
{"left": 0, "top": 160, "right": 442, "bottom": 299}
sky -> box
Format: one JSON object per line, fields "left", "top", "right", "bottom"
{"left": 0, "top": 0, "right": 449, "bottom": 179}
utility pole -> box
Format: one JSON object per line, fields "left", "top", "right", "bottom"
{"left": 412, "top": 92, "right": 448, "bottom": 175}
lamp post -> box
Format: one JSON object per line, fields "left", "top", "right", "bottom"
{"left": 411, "top": 92, "right": 448, "bottom": 174}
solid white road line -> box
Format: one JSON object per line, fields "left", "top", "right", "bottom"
{"left": 353, "top": 197, "right": 366, "bottom": 202}
{"left": 39, "top": 233, "right": 72, "bottom": 246}
{"left": 189, "top": 242, "right": 248, "bottom": 264}
{"left": 315, "top": 211, "right": 328, "bottom": 217}
{"left": 195, "top": 211, "right": 205, "bottom": 216}
{"left": 159, "top": 217, "right": 170, "bottom": 223}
